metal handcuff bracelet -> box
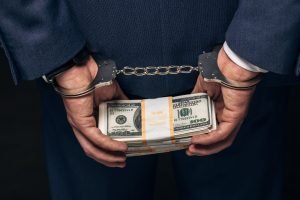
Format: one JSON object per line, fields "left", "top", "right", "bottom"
{"left": 47, "top": 46, "right": 262, "bottom": 98}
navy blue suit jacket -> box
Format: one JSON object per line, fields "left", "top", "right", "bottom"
{"left": 0, "top": 0, "right": 299, "bottom": 97}
{"left": 0, "top": 2, "right": 298, "bottom": 199}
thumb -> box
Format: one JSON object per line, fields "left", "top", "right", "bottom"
{"left": 192, "top": 75, "right": 222, "bottom": 100}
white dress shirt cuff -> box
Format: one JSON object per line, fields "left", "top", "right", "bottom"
{"left": 223, "top": 42, "right": 268, "bottom": 73}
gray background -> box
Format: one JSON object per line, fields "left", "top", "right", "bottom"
{"left": 0, "top": 50, "right": 299, "bottom": 200}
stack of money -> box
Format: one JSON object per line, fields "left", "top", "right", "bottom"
{"left": 98, "top": 93, "right": 216, "bottom": 156}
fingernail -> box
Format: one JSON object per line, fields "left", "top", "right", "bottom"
{"left": 119, "top": 157, "right": 127, "bottom": 162}
{"left": 189, "top": 145, "right": 195, "bottom": 152}
{"left": 118, "top": 163, "right": 126, "bottom": 168}
{"left": 189, "top": 145, "right": 200, "bottom": 155}
{"left": 122, "top": 145, "right": 128, "bottom": 152}
{"left": 186, "top": 150, "right": 193, "bottom": 156}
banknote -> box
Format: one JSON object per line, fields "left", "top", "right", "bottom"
{"left": 99, "top": 93, "right": 213, "bottom": 141}
{"left": 98, "top": 93, "right": 217, "bottom": 156}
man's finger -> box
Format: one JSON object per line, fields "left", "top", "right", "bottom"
{"left": 83, "top": 141, "right": 127, "bottom": 163}
{"left": 192, "top": 87, "right": 246, "bottom": 146}
{"left": 187, "top": 141, "right": 233, "bottom": 156}
{"left": 93, "top": 82, "right": 128, "bottom": 106}
{"left": 95, "top": 160, "right": 126, "bottom": 168}
{"left": 191, "top": 121, "right": 238, "bottom": 145}
{"left": 68, "top": 114, "right": 128, "bottom": 152}
{"left": 81, "top": 127, "right": 128, "bottom": 152}
{"left": 188, "top": 128, "right": 239, "bottom": 156}
{"left": 191, "top": 76, "right": 221, "bottom": 99}
{"left": 73, "top": 128, "right": 127, "bottom": 165}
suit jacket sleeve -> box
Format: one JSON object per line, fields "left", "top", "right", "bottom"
{"left": 226, "top": 0, "right": 300, "bottom": 75}
{"left": 0, "top": 0, "right": 86, "bottom": 83}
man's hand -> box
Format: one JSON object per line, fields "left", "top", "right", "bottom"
{"left": 187, "top": 48, "right": 259, "bottom": 156}
{"left": 56, "top": 56, "right": 128, "bottom": 168}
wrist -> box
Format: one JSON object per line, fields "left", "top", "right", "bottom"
{"left": 217, "top": 47, "right": 261, "bottom": 82}
{"left": 43, "top": 46, "right": 90, "bottom": 83}
{"left": 55, "top": 56, "right": 98, "bottom": 91}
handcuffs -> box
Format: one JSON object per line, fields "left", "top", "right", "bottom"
{"left": 43, "top": 46, "right": 262, "bottom": 98}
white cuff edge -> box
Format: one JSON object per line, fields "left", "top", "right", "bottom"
{"left": 223, "top": 42, "right": 268, "bottom": 73}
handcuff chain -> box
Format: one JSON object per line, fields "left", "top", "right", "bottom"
{"left": 116, "top": 65, "right": 199, "bottom": 76}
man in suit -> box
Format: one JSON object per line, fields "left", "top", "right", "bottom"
{"left": 1, "top": 1, "right": 299, "bottom": 199}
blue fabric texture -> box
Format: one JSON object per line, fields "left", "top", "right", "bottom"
{"left": 0, "top": 1, "right": 298, "bottom": 199}
{"left": 226, "top": 0, "right": 300, "bottom": 75}
{"left": 0, "top": 0, "right": 86, "bottom": 83}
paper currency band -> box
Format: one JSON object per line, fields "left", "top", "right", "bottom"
{"left": 168, "top": 97, "right": 176, "bottom": 144}
{"left": 141, "top": 97, "right": 176, "bottom": 146}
